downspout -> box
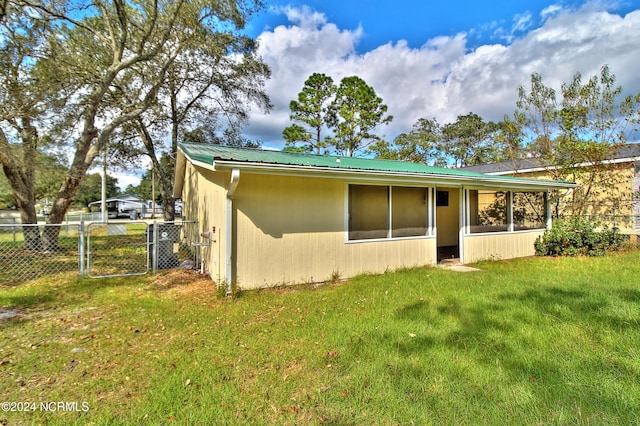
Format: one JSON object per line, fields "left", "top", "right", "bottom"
{"left": 225, "top": 168, "right": 240, "bottom": 296}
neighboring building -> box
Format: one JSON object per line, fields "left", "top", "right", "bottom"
{"left": 173, "top": 143, "right": 576, "bottom": 291}
{"left": 89, "top": 195, "right": 146, "bottom": 219}
{"left": 88, "top": 195, "right": 160, "bottom": 219}
{"left": 462, "top": 144, "right": 640, "bottom": 233}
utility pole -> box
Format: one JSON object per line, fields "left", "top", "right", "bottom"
{"left": 101, "top": 149, "right": 107, "bottom": 222}
{"left": 151, "top": 164, "right": 156, "bottom": 219}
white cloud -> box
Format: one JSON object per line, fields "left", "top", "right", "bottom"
{"left": 512, "top": 12, "right": 534, "bottom": 34}
{"left": 541, "top": 4, "right": 563, "bottom": 20}
{"left": 277, "top": 5, "right": 328, "bottom": 29}
{"left": 245, "top": 4, "right": 640, "bottom": 147}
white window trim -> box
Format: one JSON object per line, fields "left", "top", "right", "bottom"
{"left": 464, "top": 188, "right": 548, "bottom": 235}
{"left": 345, "top": 183, "right": 435, "bottom": 243}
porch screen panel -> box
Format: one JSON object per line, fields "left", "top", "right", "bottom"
{"left": 349, "top": 185, "right": 389, "bottom": 240}
{"left": 513, "top": 191, "right": 545, "bottom": 230}
{"left": 469, "top": 190, "right": 508, "bottom": 233}
{"left": 392, "top": 187, "right": 428, "bottom": 237}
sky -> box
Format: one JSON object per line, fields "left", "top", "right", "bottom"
{"left": 239, "top": 0, "right": 640, "bottom": 149}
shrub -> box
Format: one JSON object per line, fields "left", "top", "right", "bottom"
{"left": 535, "top": 217, "right": 626, "bottom": 257}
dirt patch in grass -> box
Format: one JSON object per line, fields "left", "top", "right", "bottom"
{"left": 254, "top": 278, "right": 351, "bottom": 296}
{"left": 152, "top": 270, "right": 215, "bottom": 292}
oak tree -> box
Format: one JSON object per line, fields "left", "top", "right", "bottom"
{"left": 1, "top": 0, "right": 268, "bottom": 247}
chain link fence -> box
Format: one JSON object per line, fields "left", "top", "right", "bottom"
{"left": 0, "top": 220, "right": 200, "bottom": 286}
{"left": 0, "top": 223, "right": 82, "bottom": 285}
{"left": 557, "top": 200, "right": 640, "bottom": 233}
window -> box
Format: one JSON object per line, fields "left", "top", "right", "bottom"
{"left": 349, "top": 185, "right": 389, "bottom": 240}
{"left": 392, "top": 187, "right": 428, "bottom": 238}
{"left": 436, "top": 190, "right": 449, "bottom": 206}
{"left": 348, "top": 185, "right": 429, "bottom": 241}
{"left": 513, "top": 191, "right": 546, "bottom": 230}
{"left": 468, "top": 190, "right": 508, "bottom": 233}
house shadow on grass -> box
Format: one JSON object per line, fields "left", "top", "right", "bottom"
{"left": 339, "top": 283, "right": 640, "bottom": 422}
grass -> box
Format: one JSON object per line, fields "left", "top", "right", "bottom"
{"left": 1, "top": 251, "right": 639, "bottom": 425}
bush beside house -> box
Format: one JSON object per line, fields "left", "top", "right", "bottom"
{"left": 535, "top": 217, "right": 627, "bottom": 257}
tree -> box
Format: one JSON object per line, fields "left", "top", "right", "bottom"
{"left": 0, "top": 0, "right": 267, "bottom": 249}
{"left": 123, "top": 153, "right": 172, "bottom": 209}
{"left": 492, "top": 115, "right": 524, "bottom": 163}
{"left": 111, "top": 16, "right": 270, "bottom": 220}
{"left": 381, "top": 114, "right": 502, "bottom": 167}
{"left": 0, "top": 1, "right": 65, "bottom": 248}
{"left": 514, "top": 72, "right": 561, "bottom": 166}
{"left": 282, "top": 73, "right": 335, "bottom": 154}
{"left": 326, "top": 76, "right": 393, "bottom": 157}
{"left": 378, "top": 118, "right": 444, "bottom": 165}
{"left": 514, "top": 65, "right": 640, "bottom": 216}
{"left": 183, "top": 124, "right": 261, "bottom": 148}
{"left": 439, "top": 113, "right": 500, "bottom": 167}
{"left": 73, "top": 173, "right": 119, "bottom": 209}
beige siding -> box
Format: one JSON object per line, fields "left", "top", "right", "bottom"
{"left": 234, "top": 174, "right": 437, "bottom": 289}
{"left": 515, "top": 164, "right": 637, "bottom": 231}
{"left": 463, "top": 230, "right": 544, "bottom": 263}
{"left": 181, "top": 163, "right": 228, "bottom": 282}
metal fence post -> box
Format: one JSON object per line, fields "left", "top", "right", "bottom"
{"left": 152, "top": 220, "right": 158, "bottom": 274}
{"left": 79, "top": 221, "right": 85, "bottom": 279}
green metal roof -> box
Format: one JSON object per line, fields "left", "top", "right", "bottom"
{"left": 177, "top": 142, "right": 576, "bottom": 188}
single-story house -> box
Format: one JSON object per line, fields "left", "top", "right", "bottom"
{"left": 462, "top": 144, "right": 640, "bottom": 232}
{"left": 173, "top": 142, "right": 576, "bottom": 291}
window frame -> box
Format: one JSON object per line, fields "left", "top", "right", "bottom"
{"left": 346, "top": 183, "right": 434, "bottom": 243}
{"left": 464, "top": 188, "right": 548, "bottom": 235}
{"left": 512, "top": 191, "right": 547, "bottom": 231}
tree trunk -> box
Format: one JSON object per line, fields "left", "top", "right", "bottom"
{"left": 19, "top": 202, "right": 42, "bottom": 251}
{"left": 136, "top": 120, "right": 176, "bottom": 221}
{"left": 0, "top": 126, "right": 42, "bottom": 250}
{"left": 2, "top": 165, "right": 42, "bottom": 250}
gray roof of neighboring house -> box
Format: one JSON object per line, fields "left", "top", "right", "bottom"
{"left": 87, "top": 195, "right": 144, "bottom": 207}
{"left": 461, "top": 144, "right": 640, "bottom": 175}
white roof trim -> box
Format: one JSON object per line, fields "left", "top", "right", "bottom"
{"left": 483, "top": 156, "right": 640, "bottom": 176}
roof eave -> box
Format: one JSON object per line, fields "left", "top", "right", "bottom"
{"left": 211, "top": 159, "right": 577, "bottom": 190}
{"left": 476, "top": 156, "right": 640, "bottom": 176}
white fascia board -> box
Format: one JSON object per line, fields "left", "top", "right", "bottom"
{"left": 485, "top": 157, "right": 640, "bottom": 176}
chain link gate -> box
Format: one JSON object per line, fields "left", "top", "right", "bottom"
{"left": 86, "top": 222, "right": 150, "bottom": 278}
{"left": 85, "top": 221, "right": 199, "bottom": 278}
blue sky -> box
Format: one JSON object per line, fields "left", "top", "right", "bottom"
{"left": 237, "top": 0, "right": 640, "bottom": 149}
{"left": 248, "top": 0, "right": 591, "bottom": 52}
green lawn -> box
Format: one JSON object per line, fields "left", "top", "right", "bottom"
{"left": 1, "top": 251, "right": 639, "bottom": 425}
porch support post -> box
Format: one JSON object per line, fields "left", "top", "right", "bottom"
{"left": 428, "top": 187, "right": 434, "bottom": 237}
{"left": 507, "top": 191, "right": 514, "bottom": 232}
{"left": 459, "top": 187, "right": 465, "bottom": 264}
{"left": 545, "top": 191, "right": 553, "bottom": 230}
